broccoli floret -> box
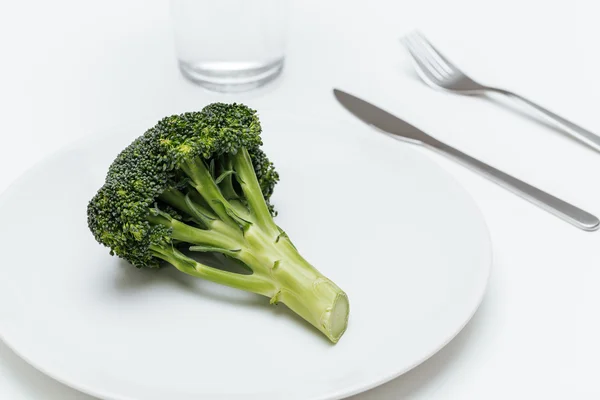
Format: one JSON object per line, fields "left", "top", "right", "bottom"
{"left": 87, "top": 103, "right": 349, "bottom": 343}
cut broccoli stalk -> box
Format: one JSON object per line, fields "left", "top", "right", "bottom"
{"left": 149, "top": 148, "right": 348, "bottom": 342}
{"left": 87, "top": 104, "right": 350, "bottom": 343}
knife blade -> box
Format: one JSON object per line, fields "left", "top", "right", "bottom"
{"left": 333, "top": 88, "right": 434, "bottom": 145}
{"left": 333, "top": 88, "right": 599, "bottom": 231}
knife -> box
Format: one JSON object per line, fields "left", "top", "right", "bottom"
{"left": 333, "top": 88, "right": 599, "bottom": 232}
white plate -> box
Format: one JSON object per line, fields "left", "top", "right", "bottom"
{"left": 0, "top": 112, "right": 491, "bottom": 400}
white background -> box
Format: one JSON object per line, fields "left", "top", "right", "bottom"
{"left": 1, "top": 0, "right": 599, "bottom": 398}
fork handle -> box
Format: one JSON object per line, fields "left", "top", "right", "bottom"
{"left": 494, "top": 89, "right": 600, "bottom": 152}
{"left": 424, "top": 138, "right": 599, "bottom": 231}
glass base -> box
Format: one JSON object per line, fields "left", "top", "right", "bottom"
{"left": 178, "top": 58, "right": 284, "bottom": 93}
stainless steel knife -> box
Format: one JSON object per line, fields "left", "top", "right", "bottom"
{"left": 333, "top": 88, "right": 599, "bottom": 232}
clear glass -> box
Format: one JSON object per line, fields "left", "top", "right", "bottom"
{"left": 170, "top": 0, "right": 288, "bottom": 92}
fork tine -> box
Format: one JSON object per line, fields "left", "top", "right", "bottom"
{"left": 412, "top": 31, "right": 459, "bottom": 74}
{"left": 402, "top": 35, "right": 450, "bottom": 81}
{"left": 405, "top": 32, "right": 454, "bottom": 79}
{"left": 401, "top": 36, "right": 445, "bottom": 84}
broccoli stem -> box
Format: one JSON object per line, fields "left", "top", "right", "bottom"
{"left": 217, "top": 156, "right": 252, "bottom": 220}
{"left": 236, "top": 226, "right": 349, "bottom": 342}
{"left": 232, "top": 148, "right": 280, "bottom": 235}
{"left": 150, "top": 150, "right": 349, "bottom": 342}
{"left": 153, "top": 222, "right": 349, "bottom": 343}
{"left": 150, "top": 208, "right": 349, "bottom": 342}
{"left": 217, "top": 156, "right": 239, "bottom": 200}
{"left": 150, "top": 245, "right": 277, "bottom": 296}
{"left": 181, "top": 158, "right": 238, "bottom": 226}
{"left": 148, "top": 213, "right": 243, "bottom": 251}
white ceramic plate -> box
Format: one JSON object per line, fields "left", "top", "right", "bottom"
{"left": 0, "top": 112, "right": 491, "bottom": 400}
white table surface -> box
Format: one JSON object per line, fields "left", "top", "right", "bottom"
{"left": 1, "top": 0, "right": 600, "bottom": 398}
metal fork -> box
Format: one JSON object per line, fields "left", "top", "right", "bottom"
{"left": 401, "top": 31, "right": 600, "bottom": 152}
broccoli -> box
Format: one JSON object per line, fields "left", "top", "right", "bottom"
{"left": 87, "top": 103, "right": 349, "bottom": 343}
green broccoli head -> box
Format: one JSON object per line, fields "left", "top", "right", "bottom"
{"left": 87, "top": 103, "right": 278, "bottom": 268}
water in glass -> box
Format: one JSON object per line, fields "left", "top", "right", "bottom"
{"left": 170, "top": 0, "right": 288, "bottom": 92}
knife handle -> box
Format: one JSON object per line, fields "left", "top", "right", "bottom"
{"left": 425, "top": 138, "right": 599, "bottom": 231}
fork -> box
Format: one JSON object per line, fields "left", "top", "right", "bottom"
{"left": 401, "top": 31, "right": 600, "bottom": 152}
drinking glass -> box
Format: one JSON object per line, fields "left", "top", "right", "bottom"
{"left": 170, "top": 0, "right": 288, "bottom": 92}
